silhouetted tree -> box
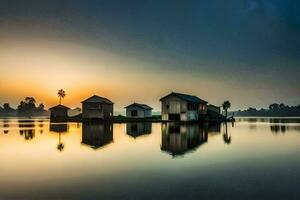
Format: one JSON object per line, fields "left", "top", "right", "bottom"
{"left": 57, "top": 89, "right": 66, "bottom": 105}
{"left": 17, "top": 97, "right": 36, "bottom": 116}
{"left": 222, "top": 101, "right": 231, "bottom": 118}
{"left": 233, "top": 103, "right": 300, "bottom": 117}
{"left": 3, "top": 103, "right": 15, "bottom": 115}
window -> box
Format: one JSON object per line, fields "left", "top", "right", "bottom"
{"left": 166, "top": 105, "right": 169, "bottom": 109}
{"left": 200, "top": 104, "right": 206, "bottom": 112}
{"left": 131, "top": 110, "right": 138, "bottom": 117}
{"left": 187, "top": 102, "right": 198, "bottom": 111}
{"left": 89, "top": 103, "right": 102, "bottom": 111}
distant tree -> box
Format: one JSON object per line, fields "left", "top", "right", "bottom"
{"left": 3, "top": 103, "right": 11, "bottom": 111}
{"left": 222, "top": 101, "right": 231, "bottom": 118}
{"left": 17, "top": 97, "right": 37, "bottom": 116}
{"left": 25, "top": 97, "right": 36, "bottom": 104}
{"left": 57, "top": 89, "right": 66, "bottom": 105}
{"left": 3, "top": 103, "right": 15, "bottom": 114}
{"left": 269, "top": 103, "right": 279, "bottom": 111}
{"left": 37, "top": 103, "right": 44, "bottom": 111}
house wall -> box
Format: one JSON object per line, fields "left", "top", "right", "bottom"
{"left": 207, "top": 105, "right": 220, "bottom": 114}
{"left": 126, "top": 106, "right": 152, "bottom": 118}
{"left": 82, "top": 102, "right": 113, "bottom": 119}
{"left": 161, "top": 96, "right": 206, "bottom": 121}
{"left": 50, "top": 109, "right": 68, "bottom": 118}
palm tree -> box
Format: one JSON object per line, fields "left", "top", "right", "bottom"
{"left": 222, "top": 100, "right": 231, "bottom": 119}
{"left": 57, "top": 89, "right": 66, "bottom": 105}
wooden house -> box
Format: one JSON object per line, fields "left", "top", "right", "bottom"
{"left": 160, "top": 92, "right": 207, "bottom": 121}
{"left": 81, "top": 95, "right": 113, "bottom": 120}
{"left": 125, "top": 103, "right": 152, "bottom": 118}
{"left": 49, "top": 105, "right": 70, "bottom": 119}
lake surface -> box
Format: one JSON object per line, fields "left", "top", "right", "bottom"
{"left": 0, "top": 118, "right": 300, "bottom": 200}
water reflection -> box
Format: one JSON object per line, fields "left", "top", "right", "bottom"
{"left": 126, "top": 122, "right": 152, "bottom": 138}
{"left": 223, "top": 123, "right": 231, "bottom": 144}
{"left": 50, "top": 123, "right": 69, "bottom": 151}
{"left": 161, "top": 123, "right": 208, "bottom": 157}
{"left": 208, "top": 123, "right": 221, "bottom": 134}
{"left": 3, "top": 119, "right": 9, "bottom": 134}
{"left": 38, "top": 120, "right": 44, "bottom": 134}
{"left": 82, "top": 122, "right": 113, "bottom": 150}
{"left": 19, "top": 120, "right": 35, "bottom": 140}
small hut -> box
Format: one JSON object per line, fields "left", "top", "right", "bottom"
{"left": 81, "top": 95, "right": 114, "bottom": 120}
{"left": 125, "top": 103, "right": 152, "bottom": 118}
{"left": 49, "top": 105, "right": 70, "bottom": 119}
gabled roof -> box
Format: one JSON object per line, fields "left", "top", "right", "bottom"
{"left": 160, "top": 92, "right": 207, "bottom": 103}
{"left": 125, "top": 103, "right": 153, "bottom": 110}
{"left": 49, "top": 104, "right": 70, "bottom": 110}
{"left": 81, "top": 95, "right": 114, "bottom": 104}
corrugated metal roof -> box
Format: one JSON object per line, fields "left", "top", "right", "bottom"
{"left": 125, "top": 103, "right": 153, "bottom": 110}
{"left": 81, "top": 95, "right": 114, "bottom": 104}
{"left": 160, "top": 92, "right": 207, "bottom": 103}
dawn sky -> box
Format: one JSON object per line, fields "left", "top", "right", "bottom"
{"left": 0, "top": 0, "right": 299, "bottom": 112}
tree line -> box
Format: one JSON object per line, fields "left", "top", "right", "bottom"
{"left": 232, "top": 103, "right": 300, "bottom": 117}
{"left": 0, "top": 97, "right": 49, "bottom": 117}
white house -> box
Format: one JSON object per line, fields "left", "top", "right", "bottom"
{"left": 125, "top": 103, "right": 152, "bottom": 118}
{"left": 160, "top": 92, "right": 207, "bottom": 121}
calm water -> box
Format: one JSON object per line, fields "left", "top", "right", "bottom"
{"left": 0, "top": 118, "right": 300, "bottom": 200}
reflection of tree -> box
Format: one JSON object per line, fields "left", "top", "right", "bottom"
{"left": 3, "top": 119, "right": 9, "bottom": 134}
{"left": 223, "top": 123, "right": 231, "bottom": 144}
{"left": 270, "top": 125, "right": 286, "bottom": 134}
{"left": 57, "top": 133, "right": 64, "bottom": 151}
{"left": 50, "top": 123, "right": 68, "bottom": 152}
{"left": 38, "top": 120, "right": 44, "bottom": 134}
{"left": 19, "top": 120, "right": 35, "bottom": 140}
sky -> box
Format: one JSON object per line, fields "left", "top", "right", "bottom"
{"left": 0, "top": 0, "right": 299, "bottom": 112}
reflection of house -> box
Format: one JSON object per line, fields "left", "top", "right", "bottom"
{"left": 161, "top": 123, "right": 208, "bottom": 156}
{"left": 125, "top": 103, "right": 152, "bottom": 118}
{"left": 208, "top": 123, "right": 221, "bottom": 134}
{"left": 160, "top": 92, "right": 207, "bottom": 121}
{"left": 82, "top": 122, "right": 113, "bottom": 149}
{"left": 49, "top": 105, "right": 70, "bottom": 119}
{"left": 126, "top": 123, "right": 152, "bottom": 138}
{"left": 49, "top": 123, "right": 68, "bottom": 133}
{"left": 207, "top": 104, "right": 224, "bottom": 121}
{"left": 82, "top": 95, "right": 113, "bottom": 120}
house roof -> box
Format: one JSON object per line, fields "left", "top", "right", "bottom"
{"left": 125, "top": 103, "right": 153, "bottom": 110}
{"left": 49, "top": 104, "right": 70, "bottom": 110}
{"left": 207, "top": 104, "right": 220, "bottom": 109}
{"left": 81, "top": 95, "right": 114, "bottom": 104}
{"left": 160, "top": 92, "right": 207, "bottom": 103}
